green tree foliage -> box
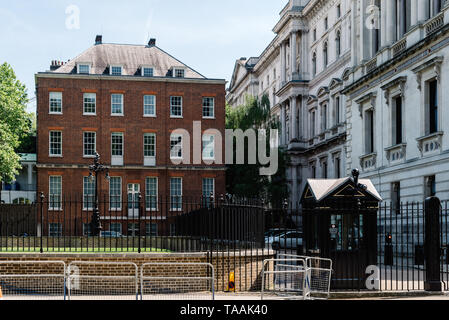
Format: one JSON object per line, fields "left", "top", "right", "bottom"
{"left": 226, "top": 95, "right": 288, "bottom": 205}
{"left": 0, "top": 62, "right": 31, "bottom": 183}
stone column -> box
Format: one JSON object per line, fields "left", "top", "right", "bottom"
{"left": 351, "top": 0, "right": 358, "bottom": 65}
{"left": 301, "top": 31, "right": 308, "bottom": 79}
{"left": 280, "top": 42, "right": 286, "bottom": 85}
{"left": 411, "top": 0, "right": 418, "bottom": 27}
{"left": 280, "top": 102, "right": 286, "bottom": 146}
{"left": 418, "top": 0, "right": 429, "bottom": 23}
{"left": 27, "top": 163, "right": 33, "bottom": 190}
{"left": 381, "top": 0, "right": 387, "bottom": 47}
{"left": 290, "top": 32, "right": 297, "bottom": 80}
{"left": 386, "top": 0, "right": 396, "bottom": 45}
{"left": 290, "top": 96, "right": 297, "bottom": 141}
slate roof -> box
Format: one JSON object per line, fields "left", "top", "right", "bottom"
{"left": 53, "top": 43, "right": 206, "bottom": 79}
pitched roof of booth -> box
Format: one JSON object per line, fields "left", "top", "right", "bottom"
{"left": 301, "top": 177, "right": 382, "bottom": 203}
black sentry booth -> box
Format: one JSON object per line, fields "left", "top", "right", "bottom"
{"left": 300, "top": 170, "right": 382, "bottom": 290}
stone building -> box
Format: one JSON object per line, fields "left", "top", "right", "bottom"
{"left": 227, "top": 0, "right": 449, "bottom": 204}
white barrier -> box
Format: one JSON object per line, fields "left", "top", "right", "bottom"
{"left": 67, "top": 261, "right": 139, "bottom": 300}
{"left": 140, "top": 263, "right": 215, "bottom": 300}
{"left": 0, "top": 261, "right": 66, "bottom": 300}
{"left": 261, "top": 254, "right": 333, "bottom": 300}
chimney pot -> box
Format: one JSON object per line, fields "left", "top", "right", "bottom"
{"left": 148, "top": 38, "right": 156, "bottom": 47}
{"left": 95, "top": 35, "right": 102, "bottom": 45}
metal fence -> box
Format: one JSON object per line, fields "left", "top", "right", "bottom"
{"left": 0, "top": 261, "right": 66, "bottom": 300}
{"left": 140, "top": 263, "right": 214, "bottom": 300}
{"left": 67, "top": 261, "right": 139, "bottom": 300}
{"left": 261, "top": 254, "right": 333, "bottom": 300}
{"left": 2, "top": 196, "right": 449, "bottom": 293}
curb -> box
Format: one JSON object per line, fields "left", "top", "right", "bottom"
{"left": 329, "top": 291, "right": 447, "bottom": 299}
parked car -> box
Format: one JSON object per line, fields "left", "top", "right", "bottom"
{"left": 264, "top": 228, "right": 296, "bottom": 246}
{"left": 270, "top": 231, "right": 303, "bottom": 250}
{"left": 100, "top": 231, "right": 124, "bottom": 238}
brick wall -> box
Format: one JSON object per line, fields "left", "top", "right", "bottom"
{"left": 0, "top": 251, "right": 275, "bottom": 292}
{"left": 36, "top": 76, "right": 226, "bottom": 198}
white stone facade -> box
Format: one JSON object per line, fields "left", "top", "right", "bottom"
{"left": 227, "top": 0, "right": 449, "bottom": 204}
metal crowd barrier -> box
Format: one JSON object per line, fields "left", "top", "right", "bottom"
{"left": 261, "top": 254, "right": 333, "bottom": 300}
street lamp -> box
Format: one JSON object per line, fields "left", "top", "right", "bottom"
{"left": 88, "top": 152, "right": 109, "bottom": 236}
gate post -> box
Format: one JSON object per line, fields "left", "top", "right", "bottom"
{"left": 424, "top": 197, "right": 443, "bottom": 292}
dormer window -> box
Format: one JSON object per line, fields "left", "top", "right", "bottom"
{"left": 110, "top": 65, "right": 123, "bottom": 76}
{"left": 174, "top": 68, "right": 185, "bottom": 78}
{"left": 142, "top": 67, "right": 154, "bottom": 77}
{"left": 78, "top": 64, "right": 90, "bottom": 74}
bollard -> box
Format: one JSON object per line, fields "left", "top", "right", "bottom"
{"left": 424, "top": 197, "right": 443, "bottom": 292}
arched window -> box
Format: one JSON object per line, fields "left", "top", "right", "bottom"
{"left": 323, "top": 41, "right": 328, "bottom": 67}
{"left": 336, "top": 31, "right": 341, "bottom": 57}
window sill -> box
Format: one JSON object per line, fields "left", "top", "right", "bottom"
{"left": 111, "top": 114, "right": 124, "bottom": 117}
{"left": 83, "top": 113, "right": 97, "bottom": 116}
{"left": 202, "top": 117, "right": 216, "bottom": 120}
{"left": 143, "top": 115, "right": 157, "bottom": 118}
{"left": 170, "top": 116, "right": 183, "bottom": 119}
{"left": 49, "top": 155, "right": 63, "bottom": 158}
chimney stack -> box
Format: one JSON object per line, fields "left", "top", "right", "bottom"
{"left": 148, "top": 38, "right": 156, "bottom": 47}
{"left": 95, "top": 35, "right": 102, "bottom": 45}
{"left": 50, "top": 60, "right": 62, "bottom": 71}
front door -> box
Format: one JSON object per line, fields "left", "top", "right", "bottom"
{"left": 127, "top": 184, "right": 140, "bottom": 218}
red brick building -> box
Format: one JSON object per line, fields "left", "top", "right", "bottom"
{"left": 35, "top": 36, "right": 226, "bottom": 236}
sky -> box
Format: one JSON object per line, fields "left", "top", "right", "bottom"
{"left": 0, "top": 0, "right": 285, "bottom": 113}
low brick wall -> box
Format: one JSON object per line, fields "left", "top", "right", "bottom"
{"left": 0, "top": 250, "right": 275, "bottom": 292}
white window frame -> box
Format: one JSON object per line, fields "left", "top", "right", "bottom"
{"left": 83, "top": 176, "right": 96, "bottom": 210}
{"left": 49, "top": 92, "right": 63, "bottom": 114}
{"left": 170, "top": 133, "right": 183, "bottom": 160}
{"left": 145, "top": 177, "right": 158, "bottom": 211}
{"left": 202, "top": 178, "right": 215, "bottom": 199}
{"left": 110, "top": 223, "right": 122, "bottom": 234}
{"left": 83, "top": 131, "right": 97, "bottom": 158}
{"left": 111, "top": 132, "right": 124, "bottom": 166}
{"left": 49, "top": 176, "right": 62, "bottom": 211}
{"left": 143, "top": 95, "right": 156, "bottom": 117}
{"left": 49, "top": 223, "right": 63, "bottom": 237}
{"left": 202, "top": 97, "right": 215, "bottom": 119}
{"left": 142, "top": 66, "right": 154, "bottom": 77}
{"left": 202, "top": 134, "right": 215, "bottom": 161}
{"left": 170, "top": 96, "right": 183, "bottom": 118}
{"left": 110, "top": 65, "right": 123, "bottom": 76}
{"left": 146, "top": 223, "right": 158, "bottom": 237}
{"left": 170, "top": 177, "right": 183, "bottom": 211}
{"left": 49, "top": 131, "right": 62, "bottom": 157}
{"left": 173, "top": 68, "right": 185, "bottom": 78}
{"left": 143, "top": 133, "right": 156, "bottom": 166}
{"left": 77, "top": 63, "right": 91, "bottom": 74}
{"left": 111, "top": 94, "right": 124, "bottom": 116}
{"left": 109, "top": 177, "right": 122, "bottom": 211}
{"left": 83, "top": 93, "right": 96, "bottom": 115}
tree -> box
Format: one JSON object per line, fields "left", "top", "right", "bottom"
{"left": 0, "top": 62, "right": 31, "bottom": 183}
{"left": 226, "top": 95, "right": 288, "bottom": 206}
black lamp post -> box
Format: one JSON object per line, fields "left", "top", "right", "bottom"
{"left": 88, "top": 152, "right": 109, "bottom": 236}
